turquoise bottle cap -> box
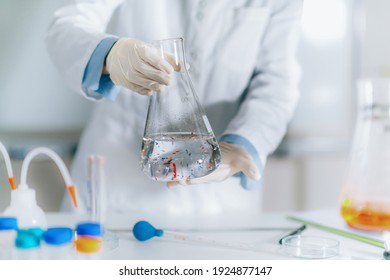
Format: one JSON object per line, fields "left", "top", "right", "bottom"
{"left": 0, "top": 217, "right": 18, "bottom": 230}
{"left": 76, "top": 222, "right": 103, "bottom": 237}
{"left": 15, "top": 230, "right": 40, "bottom": 249}
{"left": 43, "top": 227, "right": 73, "bottom": 245}
{"left": 27, "top": 228, "right": 45, "bottom": 239}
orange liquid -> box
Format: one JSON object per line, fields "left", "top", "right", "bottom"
{"left": 341, "top": 204, "right": 390, "bottom": 231}
{"left": 74, "top": 236, "right": 102, "bottom": 253}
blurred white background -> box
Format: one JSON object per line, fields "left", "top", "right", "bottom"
{"left": 0, "top": 0, "right": 389, "bottom": 212}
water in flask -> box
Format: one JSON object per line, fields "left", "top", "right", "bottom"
{"left": 141, "top": 132, "right": 221, "bottom": 182}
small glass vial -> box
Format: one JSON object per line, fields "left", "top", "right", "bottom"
{"left": 74, "top": 222, "right": 103, "bottom": 259}
{"left": 0, "top": 217, "right": 18, "bottom": 260}
{"left": 42, "top": 227, "right": 74, "bottom": 259}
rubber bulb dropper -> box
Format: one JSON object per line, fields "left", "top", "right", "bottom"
{"left": 132, "top": 220, "right": 254, "bottom": 251}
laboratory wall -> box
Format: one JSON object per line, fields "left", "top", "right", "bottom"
{"left": 0, "top": 0, "right": 93, "bottom": 132}
{"left": 0, "top": 0, "right": 389, "bottom": 212}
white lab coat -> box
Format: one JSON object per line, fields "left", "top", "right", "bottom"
{"left": 46, "top": 0, "right": 302, "bottom": 215}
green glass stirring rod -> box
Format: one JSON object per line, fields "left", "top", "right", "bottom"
{"left": 287, "top": 216, "right": 384, "bottom": 248}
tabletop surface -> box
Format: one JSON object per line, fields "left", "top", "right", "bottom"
{"left": 43, "top": 209, "right": 385, "bottom": 260}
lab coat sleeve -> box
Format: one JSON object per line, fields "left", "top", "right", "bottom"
{"left": 45, "top": 0, "right": 123, "bottom": 99}
{"left": 82, "top": 37, "right": 119, "bottom": 100}
{"left": 221, "top": 0, "right": 302, "bottom": 188}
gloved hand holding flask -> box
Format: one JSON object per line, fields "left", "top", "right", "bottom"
{"left": 105, "top": 38, "right": 183, "bottom": 96}
{"left": 167, "top": 142, "right": 261, "bottom": 187}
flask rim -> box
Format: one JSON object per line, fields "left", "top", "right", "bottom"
{"left": 152, "top": 37, "right": 184, "bottom": 44}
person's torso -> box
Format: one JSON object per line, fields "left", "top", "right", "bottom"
{"left": 67, "top": 0, "right": 271, "bottom": 214}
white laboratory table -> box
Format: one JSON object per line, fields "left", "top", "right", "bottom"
{"left": 46, "top": 209, "right": 385, "bottom": 260}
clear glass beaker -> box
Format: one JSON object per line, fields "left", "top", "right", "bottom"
{"left": 340, "top": 79, "right": 390, "bottom": 231}
{"left": 140, "top": 38, "right": 221, "bottom": 182}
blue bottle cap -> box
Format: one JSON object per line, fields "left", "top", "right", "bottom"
{"left": 15, "top": 230, "right": 40, "bottom": 249}
{"left": 0, "top": 217, "right": 18, "bottom": 230}
{"left": 27, "top": 228, "right": 45, "bottom": 239}
{"left": 43, "top": 227, "right": 73, "bottom": 245}
{"left": 76, "top": 222, "right": 103, "bottom": 237}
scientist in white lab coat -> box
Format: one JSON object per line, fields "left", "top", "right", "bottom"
{"left": 46, "top": 0, "right": 302, "bottom": 215}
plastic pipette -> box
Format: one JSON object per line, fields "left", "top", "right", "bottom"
{"left": 0, "top": 141, "right": 16, "bottom": 190}
{"left": 132, "top": 220, "right": 254, "bottom": 251}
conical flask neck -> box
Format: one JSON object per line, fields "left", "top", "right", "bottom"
{"left": 144, "top": 37, "right": 208, "bottom": 137}
{"left": 152, "top": 37, "right": 186, "bottom": 69}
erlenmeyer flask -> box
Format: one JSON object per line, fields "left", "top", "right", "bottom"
{"left": 140, "top": 38, "right": 221, "bottom": 182}
{"left": 340, "top": 79, "right": 390, "bottom": 231}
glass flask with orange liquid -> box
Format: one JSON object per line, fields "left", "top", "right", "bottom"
{"left": 340, "top": 79, "right": 390, "bottom": 231}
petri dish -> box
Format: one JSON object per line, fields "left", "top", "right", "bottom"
{"left": 281, "top": 235, "right": 339, "bottom": 259}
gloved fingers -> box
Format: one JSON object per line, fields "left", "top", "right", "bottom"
{"left": 123, "top": 48, "right": 170, "bottom": 89}
{"left": 137, "top": 44, "right": 175, "bottom": 74}
{"left": 219, "top": 141, "right": 239, "bottom": 155}
{"left": 127, "top": 82, "right": 153, "bottom": 96}
{"left": 162, "top": 52, "right": 186, "bottom": 72}
{"left": 167, "top": 181, "right": 179, "bottom": 188}
{"left": 168, "top": 164, "right": 234, "bottom": 187}
{"left": 113, "top": 74, "right": 153, "bottom": 96}
{"left": 129, "top": 73, "right": 167, "bottom": 92}
{"left": 235, "top": 156, "right": 261, "bottom": 181}
{"left": 135, "top": 62, "right": 172, "bottom": 86}
{"left": 219, "top": 142, "right": 261, "bottom": 181}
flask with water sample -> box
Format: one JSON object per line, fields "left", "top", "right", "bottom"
{"left": 340, "top": 79, "right": 390, "bottom": 231}
{"left": 140, "top": 37, "right": 221, "bottom": 182}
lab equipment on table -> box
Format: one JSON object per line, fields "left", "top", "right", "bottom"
{"left": 3, "top": 147, "right": 78, "bottom": 229}
{"left": 0, "top": 141, "right": 16, "bottom": 190}
{"left": 15, "top": 228, "right": 44, "bottom": 249}
{"left": 74, "top": 222, "right": 103, "bottom": 254}
{"left": 288, "top": 215, "right": 384, "bottom": 248}
{"left": 42, "top": 227, "right": 74, "bottom": 259}
{"left": 87, "top": 155, "right": 107, "bottom": 224}
{"left": 86, "top": 155, "right": 118, "bottom": 251}
{"left": 14, "top": 228, "right": 45, "bottom": 260}
{"left": 0, "top": 217, "right": 18, "bottom": 259}
{"left": 132, "top": 220, "right": 254, "bottom": 251}
{"left": 340, "top": 79, "right": 390, "bottom": 231}
{"left": 278, "top": 225, "right": 306, "bottom": 245}
{"left": 140, "top": 37, "right": 221, "bottom": 182}
{"left": 280, "top": 235, "right": 339, "bottom": 259}
{"left": 384, "top": 238, "right": 390, "bottom": 260}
